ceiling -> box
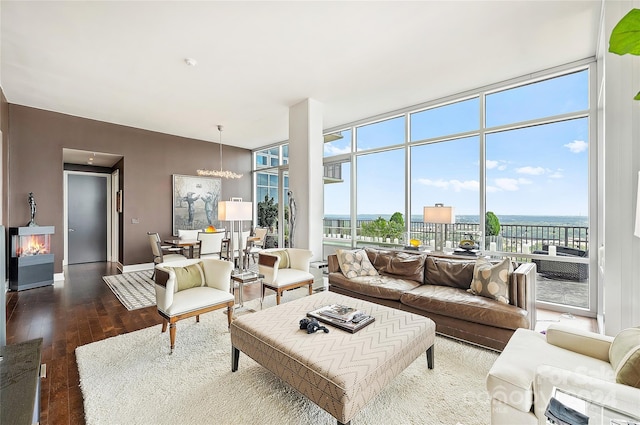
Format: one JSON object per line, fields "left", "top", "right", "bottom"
{"left": 1, "top": 1, "right": 602, "bottom": 151}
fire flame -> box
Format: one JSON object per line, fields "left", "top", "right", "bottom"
{"left": 17, "top": 235, "right": 49, "bottom": 256}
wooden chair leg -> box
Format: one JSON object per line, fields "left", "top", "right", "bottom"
{"left": 161, "top": 319, "right": 168, "bottom": 333}
{"left": 169, "top": 322, "right": 177, "bottom": 354}
{"left": 276, "top": 290, "right": 282, "bottom": 305}
{"left": 196, "top": 315, "right": 200, "bottom": 323}
{"left": 308, "top": 282, "right": 313, "bottom": 295}
{"left": 226, "top": 304, "right": 233, "bottom": 327}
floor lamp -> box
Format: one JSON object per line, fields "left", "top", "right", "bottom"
{"left": 423, "top": 203, "right": 454, "bottom": 253}
{"left": 218, "top": 199, "right": 253, "bottom": 271}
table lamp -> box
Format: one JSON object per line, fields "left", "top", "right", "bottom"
{"left": 423, "top": 203, "right": 454, "bottom": 253}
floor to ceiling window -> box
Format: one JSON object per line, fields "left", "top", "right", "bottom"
{"left": 319, "top": 62, "right": 594, "bottom": 315}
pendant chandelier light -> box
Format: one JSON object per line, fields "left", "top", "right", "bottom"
{"left": 197, "top": 125, "right": 243, "bottom": 179}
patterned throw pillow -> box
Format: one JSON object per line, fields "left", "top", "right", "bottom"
{"left": 468, "top": 257, "right": 512, "bottom": 304}
{"left": 167, "top": 262, "right": 204, "bottom": 292}
{"left": 336, "top": 249, "right": 379, "bottom": 279}
{"left": 609, "top": 327, "right": 640, "bottom": 388}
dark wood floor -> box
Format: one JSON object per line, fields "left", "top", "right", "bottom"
{"left": 5, "top": 262, "right": 262, "bottom": 425}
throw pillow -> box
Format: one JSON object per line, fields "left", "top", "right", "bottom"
{"left": 167, "top": 262, "right": 204, "bottom": 292}
{"left": 336, "top": 249, "right": 379, "bottom": 279}
{"left": 468, "top": 257, "right": 512, "bottom": 304}
{"left": 609, "top": 327, "right": 640, "bottom": 388}
{"left": 268, "top": 250, "right": 290, "bottom": 269}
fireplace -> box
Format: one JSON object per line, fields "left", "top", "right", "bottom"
{"left": 9, "top": 226, "right": 55, "bottom": 291}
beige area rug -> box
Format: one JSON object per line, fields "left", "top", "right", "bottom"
{"left": 102, "top": 270, "right": 155, "bottom": 310}
{"left": 77, "top": 289, "right": 498, "bottom": 425}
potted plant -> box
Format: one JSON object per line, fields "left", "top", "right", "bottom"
{"left": 609, "top": 8, "right": 640, "bottom": 100}
{"left": 485, "top": 211, "right": 502, "bottom": 250}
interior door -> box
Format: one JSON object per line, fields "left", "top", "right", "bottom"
{"left": 68, "top": 174, "right": 108, "bottom": 264}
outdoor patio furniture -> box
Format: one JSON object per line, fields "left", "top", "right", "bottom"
{"left": 532, "top": 245, "right": 588, "bottom": 281}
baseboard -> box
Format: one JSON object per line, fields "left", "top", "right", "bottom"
{"left": 122, "top": 263, "right": 154, "bottom": 274}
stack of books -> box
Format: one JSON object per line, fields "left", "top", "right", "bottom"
{"left": 308, "top": 304, "right": 375, "bottom": 333}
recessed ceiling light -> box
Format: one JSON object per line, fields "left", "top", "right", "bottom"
{"left": 184, "top": 58, "right": 197, "bottom": 67}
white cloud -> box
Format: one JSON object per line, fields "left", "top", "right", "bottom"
{"left": 486, "top": 159, "right": 507, "bottom": 171}
{"left": 549, "top": 171, "right": 563, "bottom": 179}
{"left": 516, "top": 166, "right": 545, "bottom": 175}
{"left": 494, "top": 178, "right": 520, "bottom": 191}
{"left": 323, "top": 144, "right": 350, "bottom": 155}
{"left": 564, "top": 140, "right": 587, "bottom": 153}
{"left": 486, "top": 160, "right": 499, "bottom": 169}
{"left": 517, "top": 178, "right": 533, "bottom": 185}
{"left": 415, "top": 178, "right": 478, "bottom": 192}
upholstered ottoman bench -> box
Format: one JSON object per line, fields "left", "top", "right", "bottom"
{"left": 230, "top": 291, "right": 435, "bottom": 425}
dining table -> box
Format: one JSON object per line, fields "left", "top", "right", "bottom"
{"left": 163, "top": 239, "right": 201, "bottom": 259}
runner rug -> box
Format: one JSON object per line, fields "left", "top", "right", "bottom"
{"left": 102, "top": 270, "right": 156, "bottom": 310}
{"left": 77, "top": 296, "right": 498, "bottom": 425}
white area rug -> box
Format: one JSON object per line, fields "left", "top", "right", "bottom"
{"left": 77, "top": 292, "right": 498, "bottom": 425}
{"left": 102, "top": 270, "right": 155, "bottom": 310}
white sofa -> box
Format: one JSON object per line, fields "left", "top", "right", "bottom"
{"left": 487, "top": 324, "right": 640, "bottom": 424}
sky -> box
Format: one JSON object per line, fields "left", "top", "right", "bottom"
{"left": 323, "top": 69, "right": 589, "bottom": 218}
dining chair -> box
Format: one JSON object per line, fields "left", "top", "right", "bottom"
{"left": 197, "top": 231, "right": 226, "bottom": 259}
{"left": 147, "top": 232, "right": 187, "bottom": 278}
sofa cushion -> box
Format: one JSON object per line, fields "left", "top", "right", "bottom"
{"left": 468, "top": 257, "right": 512, "bottom": 304}
{"left": 609, "top": 327, "right": 640, "bottom": 388}
{"left": 329, "top": 272, "right": 420, "bottom": 301}
{"left": 364, "top": 248, "right": 427, "bottom": 283}
{"left": 336, "top": 249, "right": 379, "bottom": 278}
{"left": 166, "top": 261, "right": 204, "bottom": 292}
{"left": 400, "top": 284, "right": 529, "bottom": 330}
{"left": 424, "top": 256, "right": 475, "bottom": 289}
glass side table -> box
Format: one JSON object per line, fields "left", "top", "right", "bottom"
{"left": 231, "top": 271, "right": 263, "bottom": 312}
{"left": 548, "top": 387, "right": 640, "bottom": 425}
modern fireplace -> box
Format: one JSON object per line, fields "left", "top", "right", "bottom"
{"left": 9, "top": 226, "right": 55, "bottom": 291}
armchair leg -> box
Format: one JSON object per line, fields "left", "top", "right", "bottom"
{"left": 169, "top": 322, "right": 177, "bottom": 354}
{"left": 226, "top": 302, "right": 234, "bottom": 327}
{"left": 161, "top": 319, "right": 168, "bottom": 333}
{"left": 308, "top": 282, "right": 313, "bottom": 296}
{"left": 276, "top": 290, "right": 282, "bottom": 305}
{"left": 196, "top": 315, "right": 200, "bottom": 323}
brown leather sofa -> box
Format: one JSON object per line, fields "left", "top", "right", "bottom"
{"left": 328, "top": 247, "right": 536, "bottom": 351}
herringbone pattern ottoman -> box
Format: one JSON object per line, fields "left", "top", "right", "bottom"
{"left": 230, "top": 291, "right": 435, "bottom": 425}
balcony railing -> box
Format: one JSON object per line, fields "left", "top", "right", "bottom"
{"left": 323, "top": 219, "right": 589, "bottom": 253}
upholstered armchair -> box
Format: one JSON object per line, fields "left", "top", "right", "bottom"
{"left": 147, "top": 232, "right": 187, "bottom": 277}
{"left": 487, "top": 324, "right": 640, "bottom": 424}
{"left": 154, "top": 258, "right": 234, "bottom": 353}
{"left": 258, "top": 248, "right": 314, "bottom": 305}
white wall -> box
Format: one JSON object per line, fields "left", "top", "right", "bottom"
{"left": 601, "top": 0, "right": 640, "bottom": 335}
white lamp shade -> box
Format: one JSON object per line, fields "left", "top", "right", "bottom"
{"left": 423, "top": 205, "right": 455, "bottom": 224}
{"left": 218, "top": 201, "right": 252, "bottom": 221}
{"left": 635, "top": 171, "right": 640, "bottom": 238}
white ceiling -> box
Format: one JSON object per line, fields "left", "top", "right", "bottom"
{"left": 1, "top": 1, "right": 602, "bottom": 151}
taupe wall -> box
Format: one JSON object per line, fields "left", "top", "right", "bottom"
{"left": 7, "top": 104, "right": 252, "bottom": 272}
{"left": 1, "top": 89, "right": 8, "bottom": 226}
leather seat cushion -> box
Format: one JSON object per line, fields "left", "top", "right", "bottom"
{"left": 487, "top": 328, "right": 615, "bottom": 413}
{"left": 270, "top": 268, "right": 314, "bottom": 287}
{"left": 329, "top": 272, "right": 420, "bottom": 301}
{"left": 162, "top": 286, "right": 234, "bottom": 316}
{"left": 400, "top": 285, "right": 529, "bottom": 330}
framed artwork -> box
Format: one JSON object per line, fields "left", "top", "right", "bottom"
{"left": 172, "top": 174, "right": 222, "bottom": 236}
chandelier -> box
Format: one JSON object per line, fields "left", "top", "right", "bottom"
{"left": 197, "top": 125, "right": 243, "bottom": 179}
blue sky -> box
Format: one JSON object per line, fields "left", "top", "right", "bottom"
{"left": 324, "top": 70, "right": 589, "bottom": 218}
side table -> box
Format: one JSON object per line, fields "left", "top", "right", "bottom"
{"left": 231, "top": 271, "right": 264, "bottom": 312}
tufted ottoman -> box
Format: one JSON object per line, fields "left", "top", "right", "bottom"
{"left": 230, "top": 291, "right": 435, "bottom": 425}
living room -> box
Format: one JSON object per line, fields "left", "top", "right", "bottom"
{"left": 2, "top": 1, "right": 640, "bottom": 424}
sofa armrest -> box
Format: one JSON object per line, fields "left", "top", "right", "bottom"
{"left": 534, "top": 365, "right": 640, "bottom": 423}
{"left": 328, "top": 254, "right": 340, "bottom": 273}
{"left": 545, "top": 324, "right": 613, "bottom": 362}
{"left": 258, "top": 253, "right": 279, "bottom": 284}
{"left": 511, "top": 262, "right": 536, "bottom": 329}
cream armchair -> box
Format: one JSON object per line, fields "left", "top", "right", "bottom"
{"left": 155, "top": 258, "right": 234, "bottom": 353}
{"left": 258, "top": 248, "right": 314, "bottom": 305}
{"left": 487, "top": 324, "right": 640, "bottom": 424}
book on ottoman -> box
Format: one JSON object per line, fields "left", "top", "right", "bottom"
{"left": 308, "top": 304, "right": 375, "bottom": 333}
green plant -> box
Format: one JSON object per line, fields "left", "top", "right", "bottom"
{"left": 257, "top": 195, "right": 278, "bottom": 229}
{"left": 485, "top": 211, "right": 501, "bottom": 236}
{"left": 360, "top": 213, "right": 405, "bottom": 240}
{"left": 609, "top": 8, "right": 640, "bottom": 100}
